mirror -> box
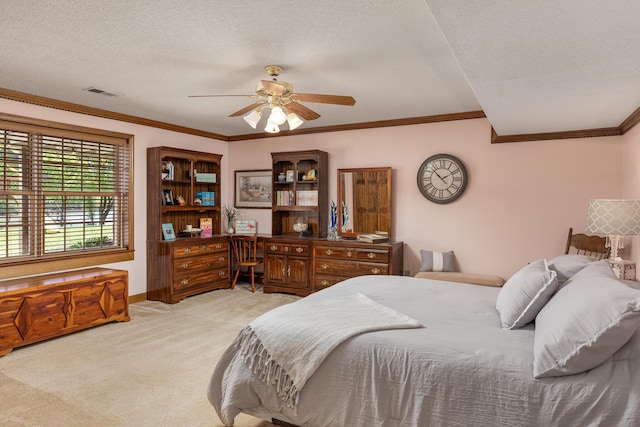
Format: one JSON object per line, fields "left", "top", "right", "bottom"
{"left": 337, "top": 167, "right": 392, "bottom": 238}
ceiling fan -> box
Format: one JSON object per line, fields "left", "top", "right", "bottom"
{"left": 189, "top": 65, "right": 356, "bottom": 133}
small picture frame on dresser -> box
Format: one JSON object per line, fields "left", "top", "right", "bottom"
{"left": 162, "top": 223, "right": 176, "bottom": 240}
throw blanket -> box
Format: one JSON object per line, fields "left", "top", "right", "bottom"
{"left": 234, "top": 292, "right": 423, "bottom": 409}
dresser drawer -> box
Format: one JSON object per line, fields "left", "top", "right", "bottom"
{"left": 174, "top": 252, "right": 229, "bottom": 274}
{"left": 315, "top": 260, "right": 388, "bottom": 276}
{"left": 266, "top": 242, "right": 310, "bottom": 256}
{"left": 173, "top": 267, "right": 229, "bottom": 290}
{"left": 173, "top": 241, "right": 228, "bottom": 259}
{"left": 354, "top": 248, "right": 389, "bottom": 263}
{"left": 314, "top": 274, "right": 345, "bottom": 290}
{"left": 314, "top": 245, "right": 357, "bottom": 260}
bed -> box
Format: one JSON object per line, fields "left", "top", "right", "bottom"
{"left": 208, "top": 257, "right": 640, "bottom": 426}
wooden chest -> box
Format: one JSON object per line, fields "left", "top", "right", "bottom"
{"left": 0, "top": 268, "right": 129, "bottom": 356}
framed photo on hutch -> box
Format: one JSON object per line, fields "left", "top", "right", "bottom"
{"left": 162, "top": 189, "right": 174, "bottom": 205}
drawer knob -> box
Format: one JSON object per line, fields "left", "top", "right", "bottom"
{"left": 219, "top": 256, "right": 225, "bottom": 261}
{"left": 295, "top": 247, "right": 303, "bottom": 253}
{"left": 321, "top": 280, "right": 330, "bottom": 286}
{"left": 285, "top": 246, "right": 289, "bottom": 253}
{"left": 181, "top": 262, "right": 188, "bottom": 269}
{"left": 325, "top": 249, "right": 333, "bottom": 255}
{"left": 185, "top": 248, "right": 191, "bottom": 254}
{"left": 367, "top": 252, "right": 376, "bottom": 259}
{"left": 321, "top": 263, "right": 329, "bottom": 269}
{"left": 347, "top": 250, "right": 353, "bottom": 257}
{"left": 371, "top": 268, "right": 381, "bottom": 274}
{"left": 219, "top": 271, "right": 226, "bottom": 277}
{"left": 181, "top": 279, "right": 189, "bottom": 285}
{"left": 270, "top": 245, "right": 278, "bottom": 251}
{"left": 216, "top": 244, "right": 222, "bottom": 249}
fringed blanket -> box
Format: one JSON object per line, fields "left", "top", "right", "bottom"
{"left": 233, "top": 292, "right": 423, "bottom": 409}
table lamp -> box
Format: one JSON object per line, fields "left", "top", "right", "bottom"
{"left": 586, "top": 199, "right": 640, "bottom": 278}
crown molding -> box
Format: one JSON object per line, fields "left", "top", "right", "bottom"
{"left": 2, "top": 87, "right": 637, "bottom": 143}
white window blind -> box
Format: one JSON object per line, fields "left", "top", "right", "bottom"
{"left": 0, "top": 116, "right": 132, "bottom": 271}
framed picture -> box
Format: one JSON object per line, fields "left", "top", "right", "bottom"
{"left": 235, "top": 169, "right": 272, "bottom": 208}
{"left": 235, "top": 219, "right": 258, "bottom": 235}
{"left": 162, "top": 189, "right": 174, "bottom": 205}
{"left": 161, "top": 223, "right": 176, "bottom": 240}
{"left": 286, "top": 169, "right": 294, "bottom": 182}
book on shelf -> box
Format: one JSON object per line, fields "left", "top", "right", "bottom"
{"left": 161, "top": 223, "right": 176, "bottom": 240}
{"left": 199, "top": 217, "right": 213, "bottom": 237}
{"left": 195, "top": 172, "right": 216, "bottom": 183}
{"left": 296, "top": 190, "right": 318, "bottom": 206}
{"left": 356, "top": 233, "right": 389, "bottom": 244}
{"left": 195, "top": 191, "right": 215, "bottom": 206}
{"left": 276, "top": 190, "right": 294, "bottom": 206}
{"left": 161, "top": 161, "right": 174, "bottom": 180}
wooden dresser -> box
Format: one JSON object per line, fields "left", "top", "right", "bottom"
{"left": 313, "top": 240, "right": 403, "bottom": 292}
{"left": 0, "top": 268, "right": 129, "bottom": 356}
{"left": 147, "top": 236, "right": 230, "bottom": 304}
{"left": 262, "top": 237, "right": 403, "bottom": 296}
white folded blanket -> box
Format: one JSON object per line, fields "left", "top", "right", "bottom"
{"left": 234, "top": 292, "right": 423, "bottom": 409}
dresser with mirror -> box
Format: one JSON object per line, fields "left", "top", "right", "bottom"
{"left": 264, "top": 163, "right": 403, "bottom": 296}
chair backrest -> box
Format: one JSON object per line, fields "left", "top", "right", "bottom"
{"left": 565, "top": 227, "right": 610, "bottom": 260}
{"left": 231, "top": 235, "right": 260, "bottom": 264}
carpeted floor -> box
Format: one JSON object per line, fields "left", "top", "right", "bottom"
{"left": 0, "top": 282, "right": 300, "bottom": 427}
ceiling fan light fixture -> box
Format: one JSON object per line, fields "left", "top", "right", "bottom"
{"left": 264, "top": 119, "right": 280, "bottom": 134}
{"left": 286, "top": 113, "right": 304, "bottom": 130}
{"left": 243, "top": 109, "right": 262, "bottom": 129}
{"left": 269, "top": 106, "right": 287, "bottom": 125}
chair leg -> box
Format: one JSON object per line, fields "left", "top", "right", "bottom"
{"left": 231, "top": 267, "right": 241, "bottom": 289}
{"left": 250, "top": 267, "right": 255, "bottom": 293}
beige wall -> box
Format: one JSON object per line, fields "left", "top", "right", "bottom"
{"left": 228, "top": 118, "right": 625, "bottom": 279}
{"left": 622, "top": 122, "right": 640, "bottom": 266}
{"left": 1, "top": 98, "right": 632, "bottom": 294}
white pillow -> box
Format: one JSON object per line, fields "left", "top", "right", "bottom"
{"left": 496, "top": 259, "right": 558, "bottom": 329}
{"left": 547, "top": 254, "right": 596, "bottom": 286}
{"left": 420, "top": 250, "right": 455, "bottom": 272}
{"left": 533, "top": 260, "right": 640, "bottom": 378}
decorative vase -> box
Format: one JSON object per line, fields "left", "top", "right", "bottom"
{"left": 227, "top": 226, "right": 234, "bottom": 234}
{"left": 327, "top": 227, "right": 339, "bottom": 241}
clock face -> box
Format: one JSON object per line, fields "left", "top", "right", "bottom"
{"left": 417, "top": 154, "right": 468, "bottom": 204}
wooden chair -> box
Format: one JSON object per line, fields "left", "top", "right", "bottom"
{"left": 230, "top": 234, "right": 263, "bottom": 293}
{"left": 565, "top": 227, "right": 610, "bottom": 260}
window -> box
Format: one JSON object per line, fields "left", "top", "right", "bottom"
{"left": 0, "top": 113, "right": 133, "bottom": 279}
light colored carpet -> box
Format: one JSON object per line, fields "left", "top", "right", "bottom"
{"left": 0, "top": 282, "right": 300, "bottom": 427}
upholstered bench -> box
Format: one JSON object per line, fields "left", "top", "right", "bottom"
{"left": 414, "top": 271, "right": 505, "bottom": 287}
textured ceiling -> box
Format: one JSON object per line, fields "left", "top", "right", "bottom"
{"left": 0, "top": 0, "right": 638, "bottom": 139}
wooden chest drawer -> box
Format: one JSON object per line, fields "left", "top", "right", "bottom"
{"left": 354, "top": 248, "right": 389, "bottom": 263}
{"left": 314, "top": 274, "right": 345, "bottom": 290}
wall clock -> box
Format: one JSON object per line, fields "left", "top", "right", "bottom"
{"left": 417, "top": 154, "right": 468, "bottom": 204}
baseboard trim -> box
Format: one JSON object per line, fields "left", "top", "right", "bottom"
{"left": 128, "top": 293, "right": 147, "bottom": 304}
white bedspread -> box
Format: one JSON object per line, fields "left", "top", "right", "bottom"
{"left": 208, "top": 275, "right": 640, "bottom": 427}
{"left": 235, "top": 292, "right": 422, "bottom": 409}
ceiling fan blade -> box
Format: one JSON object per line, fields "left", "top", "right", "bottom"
{"left": 229, "top": 101, "right": 266, "bottom": 117}
{"left": 188, "top": 94, "right": 256, "bottom": 98}
{"left": 285, "top": 101, "right": 321, "bottom": 121}
{"left": 292, "top": 93, "right": 356, "bottom": 106}
{"left": 260, "top": 80, "right": 293, "bottom": 96}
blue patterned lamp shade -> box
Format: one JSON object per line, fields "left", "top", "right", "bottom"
{"left": 586, "top": 199, "right": 640, "bottom": 236}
